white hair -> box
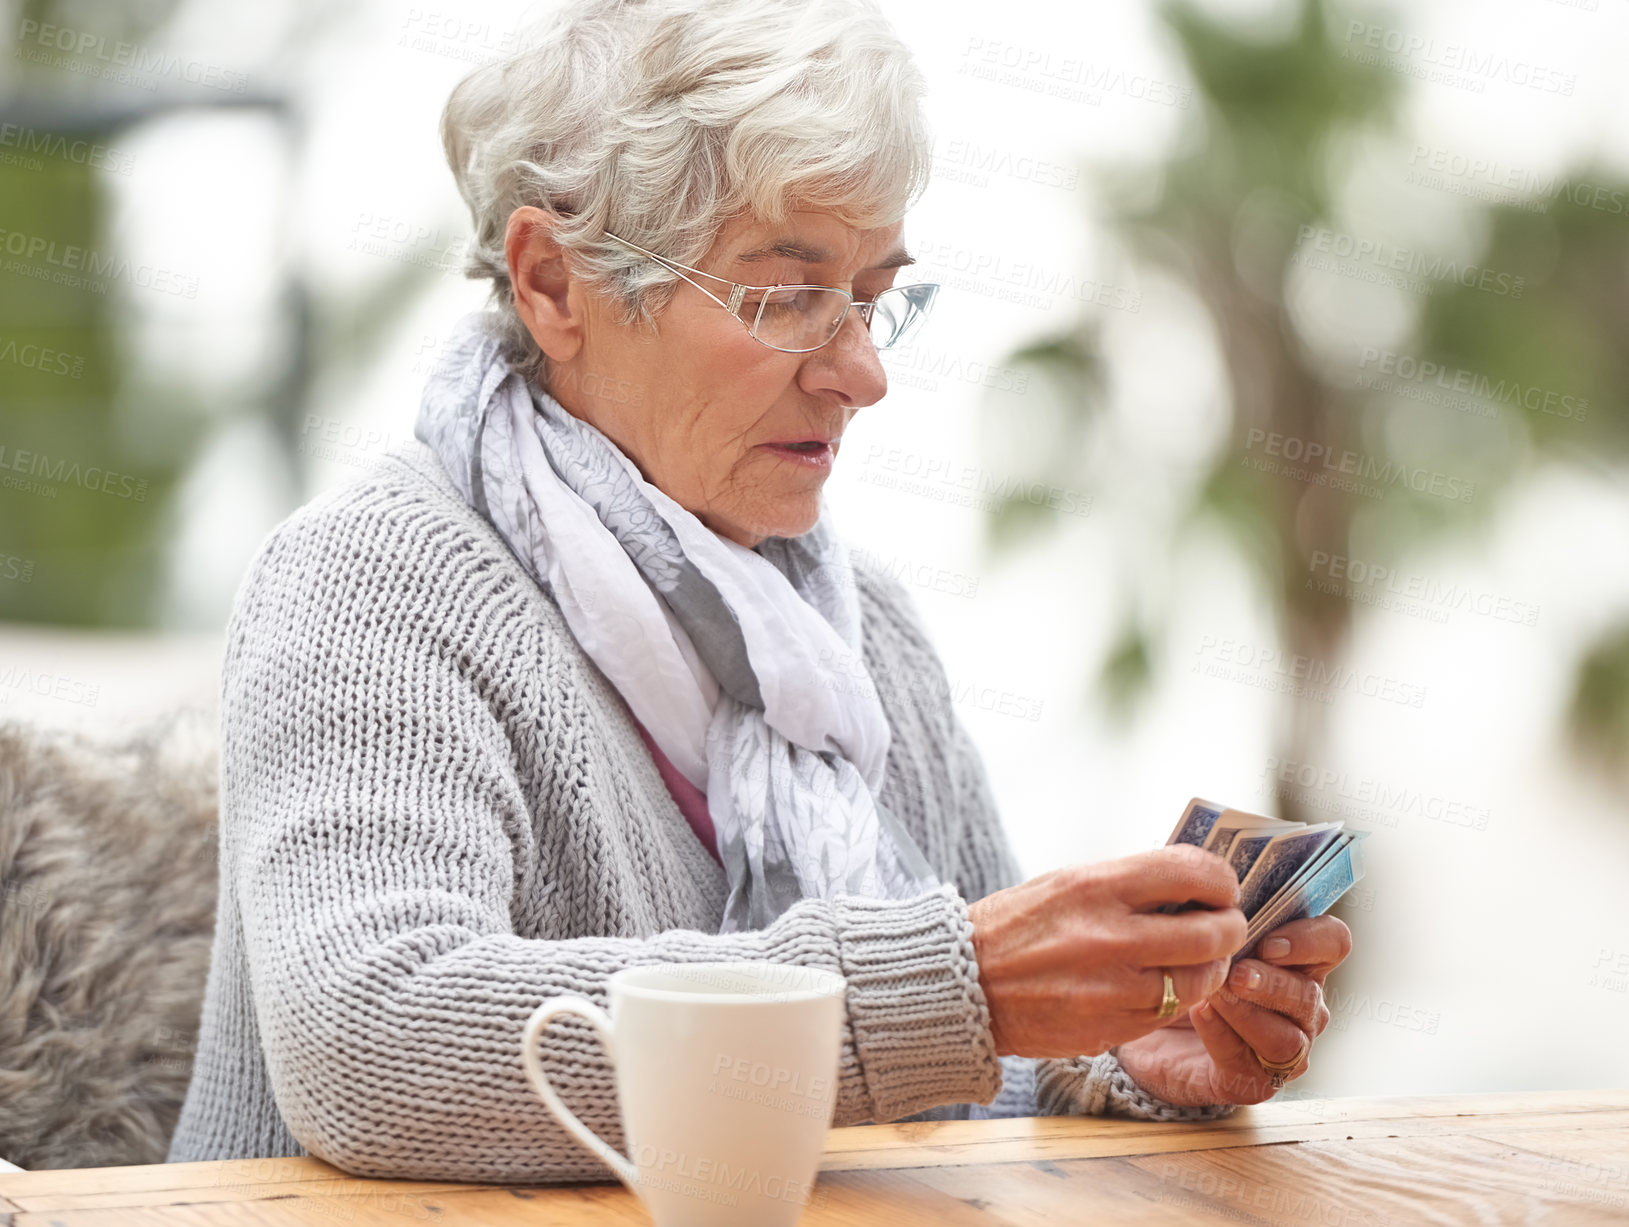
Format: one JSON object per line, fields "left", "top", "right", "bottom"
{"left": 440, "top": 0, "right": 932, "bottom": 387}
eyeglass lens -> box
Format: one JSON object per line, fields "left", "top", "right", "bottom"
{"left": 749, "top": 284, "right": 937, "bottom": 353}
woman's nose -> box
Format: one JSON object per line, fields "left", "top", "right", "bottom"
{"left": 797, "top": 310, "right": 888, "bottom": 408}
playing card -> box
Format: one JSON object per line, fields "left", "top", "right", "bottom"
{"left": 1159, "top": 798, "right": 1368, "bottom": 952}
{"left": 1235, "top": 831, "right": 1368, "bottom": 962}
{"left": 1167, "top": 798, "right": 1226, "bottom": 847}
{"left": 1236, "top": 824, "right": 1342, "bottom": 919}
{"left": 1225, "top": 828, "right": 1292, "bottom": 883}
{"left": 1203, "top": 809, "right": 1297, "bottom": 861}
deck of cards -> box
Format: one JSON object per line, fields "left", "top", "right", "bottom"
{"left": 1166, "top": 798, "right": 1368, "bottom": 962}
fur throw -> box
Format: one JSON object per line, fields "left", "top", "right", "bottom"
{"left": 0, "top": 707, "right": 219, "bottom": 1169}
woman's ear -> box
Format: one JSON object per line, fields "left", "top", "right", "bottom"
{"left": 506, "top": 206, "right": 585, "bottom": 363}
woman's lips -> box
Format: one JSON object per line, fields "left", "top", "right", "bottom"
{"left": 760, "top": 440, "right": 835, "bottom": 469}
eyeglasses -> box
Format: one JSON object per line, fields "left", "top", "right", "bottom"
{"left": 603, "top": 230, "right": 939, "bottom": 354}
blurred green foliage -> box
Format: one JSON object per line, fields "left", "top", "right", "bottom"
{"left": 1, "top": 0, "right": 438, "bottom": 630}
{"left": 1, "top": 0, "right": 186, "bottom": 628}
{"left": 0, "top": 150, "right": 161, "bottom": 626}
{"left": 984, "top": 0, "right": 1629, "bottom": 795}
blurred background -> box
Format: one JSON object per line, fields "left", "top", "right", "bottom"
{"left": 2, "top": 0, "right": 1626, "bottom": 1103}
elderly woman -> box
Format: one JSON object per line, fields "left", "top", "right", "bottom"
{"left": 167, "top": 0, "right": 1349, "bottom": 1178}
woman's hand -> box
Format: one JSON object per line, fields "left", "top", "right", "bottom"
{"left": 967, "top": 845, "right": 1247, "bottom": 1059}
{"left": 1113, "top": 915, "right": 1353, "bottom": 1106}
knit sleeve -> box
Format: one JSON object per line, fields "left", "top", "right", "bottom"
{"left": 855, "top": 568, "right": 1234, "bottom": 1125}
{"left": 227, "top": 506, "right": 1002, "bottom": 1184}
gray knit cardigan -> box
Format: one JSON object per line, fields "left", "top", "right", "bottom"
{"left": 165, "top": 439, "right": 1226, "bottom": 1179}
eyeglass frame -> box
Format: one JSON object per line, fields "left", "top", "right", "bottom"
{"left": 601, "top": 229, "right": 938, "bottom": 354}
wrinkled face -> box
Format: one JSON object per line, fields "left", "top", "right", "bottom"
{"left": 552, "top": 208, "right": 911, "bottom": 548}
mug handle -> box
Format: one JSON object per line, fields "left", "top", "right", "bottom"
{"left": 521, "top": 997, "right": 638, "bottom": 1187}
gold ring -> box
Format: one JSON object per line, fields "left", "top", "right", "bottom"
{"left": 1255, "top": 1033, "right": 1310, "bottom": 1088}
{"left": 1156, "top": 971, "right": 1180, "bottom": 1020}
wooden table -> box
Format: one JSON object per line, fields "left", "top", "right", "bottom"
{"left": 1, "top": 1091, "right": 1624, "bottom": 1225}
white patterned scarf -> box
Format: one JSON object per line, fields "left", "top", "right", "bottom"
{"left": 414, "top": 311, "right": 940, "bottom": 933}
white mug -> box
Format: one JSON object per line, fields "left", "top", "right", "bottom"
{"left": 521, "top": 961, "right": 846, "bottom": 1227}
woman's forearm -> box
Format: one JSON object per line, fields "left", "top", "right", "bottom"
{"left": 242, "top": 879, "right": 1003, "bottom": 1180}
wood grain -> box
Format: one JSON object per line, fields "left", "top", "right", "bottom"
{"left": 1, "top": 1183, "right": 647, "bottom": 1227}
{"left": 816, "top": 1088, "right": 1629, "bottom": 1171}
{"left": 0, "top": 1092, "right": 1624, "bottom": 1227}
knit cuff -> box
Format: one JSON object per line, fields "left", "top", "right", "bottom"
{"left": 833, "top": 883, "right": 1003, "bottom": 1123}
{"left": 1034, "top": 1051, "right": 1238, "bottom": 1123}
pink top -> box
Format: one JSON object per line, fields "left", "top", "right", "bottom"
{"left": 630, "top": 715, "right": 721, "bottom": 865}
